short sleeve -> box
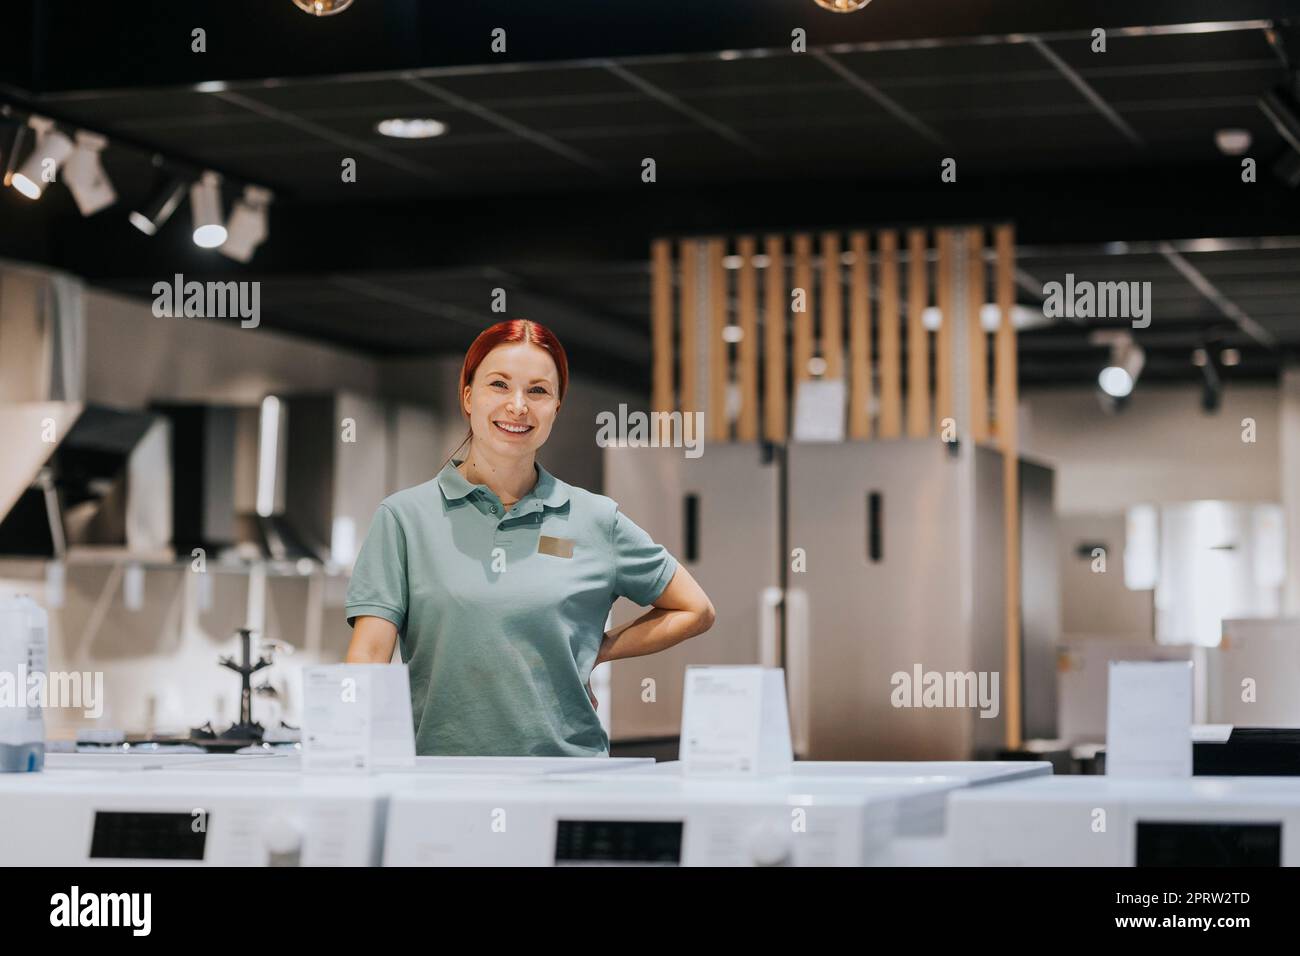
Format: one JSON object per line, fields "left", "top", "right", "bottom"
{"left": 609, "top": 505, "right": 678, "bottom": 606}
{"left": 345, "top": 504, "right": 409, "bottom": 631}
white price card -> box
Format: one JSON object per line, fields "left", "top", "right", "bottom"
{"left": 302, "top": 664, "right": 415, "bottom": 773}
{"left": 1106, "top": 660, "right": 1193, "bottom": 778}
{"left": 680, "top": 666, "right": 793, "bottom": 777}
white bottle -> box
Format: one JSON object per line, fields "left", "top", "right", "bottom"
{"left": 0, "top": 597, "right": 47, "bottom": 772}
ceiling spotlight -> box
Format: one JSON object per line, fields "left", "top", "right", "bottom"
{"left": 921, "top": 306, "right": 942, "bottom": 331}
{"left": 1214, "top": 128, "right": 1252, "bottom": 156}
{"left": 1221, "top": 347, "right": 1241, "bottom": 367}
{"left": 130, "top": 173, "right": 188, "bottom": 236}
{"left": 1098, "top": 365, "right": 1135, "bottom": 398}
{"left": 219, "top": 185, "right": 272, "bottom": 263}
{"left": 11, "top": 118, "right": 74, "bottom": 200}
{"left": 62, "top": 131, "right": 116, "bottom": 216}
{"left": 375, "top": 117, "right": 447, "bottom": 139}
{"left": 190, "top": 171, "right": 228, "bottom": 249}
{"left": 292, "top": 0, "right": 353, "bottom": 15}
{"left": 1093, "top": 330, "right": 1145, "bottom": 400}
{"left": 1192, "top": 347, "right": 1208, "bottom": 367}
{"left": 813, "top": 0, "right": 873, "bottom": 11}
{"left": 1, "top": 121, "right": 29, "bottom": 188}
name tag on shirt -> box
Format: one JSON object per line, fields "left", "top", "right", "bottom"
{"left": 538, "top": 535, "right": 575, "bottom": 558}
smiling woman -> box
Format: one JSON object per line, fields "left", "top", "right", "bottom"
{"left": 343, "top": 318, "right": 716, "bottom": 757}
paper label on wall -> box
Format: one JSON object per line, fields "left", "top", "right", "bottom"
{"left": 792, "top": 379, "right": 846, "bottom": 442}
{"left": 680, "top": 666, "right": 793, "bottom": 777}
{"left": 302, "top": 664, "right": 415, "bottom": 773}
{"left": 1105, "top": 660, "right": 1193, "bottom": 778}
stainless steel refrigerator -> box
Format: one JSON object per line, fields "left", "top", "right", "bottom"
{"left": 605, "top": 442, "right": 781, "bottom": 741}
{"left": 605, "top": 439, "right": 1055, "bottom": 760}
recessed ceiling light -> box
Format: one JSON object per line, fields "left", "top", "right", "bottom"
{"left": 292, "top": 0, "right": 353, "bottom": 15}
{"left": 376, "top": 118, "right": 447, "bottom": 139}
{"left": 1215, "top": 128, "right": 1252, "bottom": 156}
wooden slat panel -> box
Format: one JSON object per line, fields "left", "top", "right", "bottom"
{"left": 707, "top": 238, "right": 728, "bottom": 442}
{"left": 736, "top": 236, "right": 759, "bottom": 441}
{"left": 877, "top": 231, "right": 902, "bottom": 438}
{"left": 650, "top": 239, "right": 674, "bottom": 445}
{"left": 820, "top": 232, "right": 843, "bottom": 382}
{"left": 994, "top": 223, "right": 1021, "bottom": 751}
{"left": 763, "top": 235, "right": 787, "bottom": 442}
{"left": 934, "top": 228, "right": 954, "bottom": 434}
{"left": 906, "top": 228, "right": 930, "bottom": 438}
{"left": 967, "top": 226, "right": 989, "bottom": 443}
{"left": 792, "top": 233, "right": 814, "bottom": 383}
{"left": 848, "top": 231, "right": 870, "bottom": 439}
{"left": 678, "top": 239, "right": 698, "bottom": 425}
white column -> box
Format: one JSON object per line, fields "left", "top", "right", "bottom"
{"left": 1279, "top": 366, "right": 1300, "bottom": 615}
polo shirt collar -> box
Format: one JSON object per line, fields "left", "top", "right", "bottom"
{"left": 437, "top": 458, "right": 570, "bottom": 513}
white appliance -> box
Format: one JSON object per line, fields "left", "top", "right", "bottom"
{"left": 168, "top": 754, "right": 655, "bottom": 775}
{"left": 1209, "top": 618, "right": 1300, "bottom": 726}
{"left": 382, "top": 760, "right": 1053, "bottom": 867}
{"left": 41, "top": 751, "right": 284, "bottom": 773}
{"left": 0, "top": 770, "right": 390, "bottom": 865}
{"left": 0, "top": 757, "right": 655, "bottom": 866}
{"left": 948, "top": 775, "right": 1300, "bottom": 866}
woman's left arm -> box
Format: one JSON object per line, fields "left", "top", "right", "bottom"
{"left": 594, "top": 565, "right": 716, "bottom": 666}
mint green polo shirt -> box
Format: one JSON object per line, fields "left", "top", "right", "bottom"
{"left": 345, "top": 458, "right": 678, "bottom": 757}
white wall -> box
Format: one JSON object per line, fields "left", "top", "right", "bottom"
{"left": 1024, "top": 382, "right": 1281, "bottom": 645}
{"left": 84, "top": 288, "right": 383, "bottom": 407}
{"left": 1021, "top": 384, "right": 1279, "bottom": 514}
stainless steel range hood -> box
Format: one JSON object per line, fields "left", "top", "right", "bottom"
{"left": 154, "top": 393, "right": 398, "bottom": 567}
{"left": 0, "top": 402, "right": 172, "bottom": 559}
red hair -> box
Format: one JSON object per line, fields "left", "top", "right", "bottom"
{"left": 442, "top": 319, "right": 569, "bottom": 467}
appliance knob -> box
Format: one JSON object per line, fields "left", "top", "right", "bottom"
{"left": 746, "top": 823, "right": 792, "bottom": 866}
{"left": 262, "top": 814, "right": 305, "bottom": 864}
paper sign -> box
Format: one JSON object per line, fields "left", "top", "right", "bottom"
{"left": 792, "top": 379, "right": 846, "bottom": 443}
{"left": 680, "top": 666, "right": 793, "bottom": 777}
{"left": 302, "top": 664, "right": 415, "bottom": 773}
{"left": 1106, "top": 660, "right": 1193, "bottom": 778}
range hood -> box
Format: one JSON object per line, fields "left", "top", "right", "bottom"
{"left": 0, "top": 402, "right": 172, "bottom": 559}
{"left": 154, "top": 393, "right": 394, "bottom": 567}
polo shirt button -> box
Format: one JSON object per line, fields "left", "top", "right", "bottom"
{"left": 489, "top": 505, "right": 498, "bottom": 513}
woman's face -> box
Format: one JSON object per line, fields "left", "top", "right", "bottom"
{"left": 462, "top": 342, "right": 561, "bottom": 459}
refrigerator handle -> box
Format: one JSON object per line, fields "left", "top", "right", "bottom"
{"left": 683, "top": 493, "right": 699, "bottom": 563}
{"left": 784, "top": 586, "right": 811, "bottom": 758}
{"left": 867, "top": 491, "right": 883, "bottom": 562}
{"left": 759, "top": 586, "right": 783, "bottom": 668}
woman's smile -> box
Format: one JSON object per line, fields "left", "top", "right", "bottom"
{"left": 493, "top": 419, "right": 534, "bottom": 436}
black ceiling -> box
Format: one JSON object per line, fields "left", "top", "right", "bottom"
{"left": 3, "top": 0, "right": 1300, "bottom": 390}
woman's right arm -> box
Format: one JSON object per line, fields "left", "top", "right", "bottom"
{"left": 346, "top": 615, "right": 399, "bottom": 663}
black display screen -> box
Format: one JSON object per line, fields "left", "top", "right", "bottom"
{"left": 89, "top": 811, "right": 209, "bottom": 861}
{"left": 555, "top": 820, "right": 683, "bottom": 865}
{"left": 1136, "top": 821, "right": 1281, "bottom": 866}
